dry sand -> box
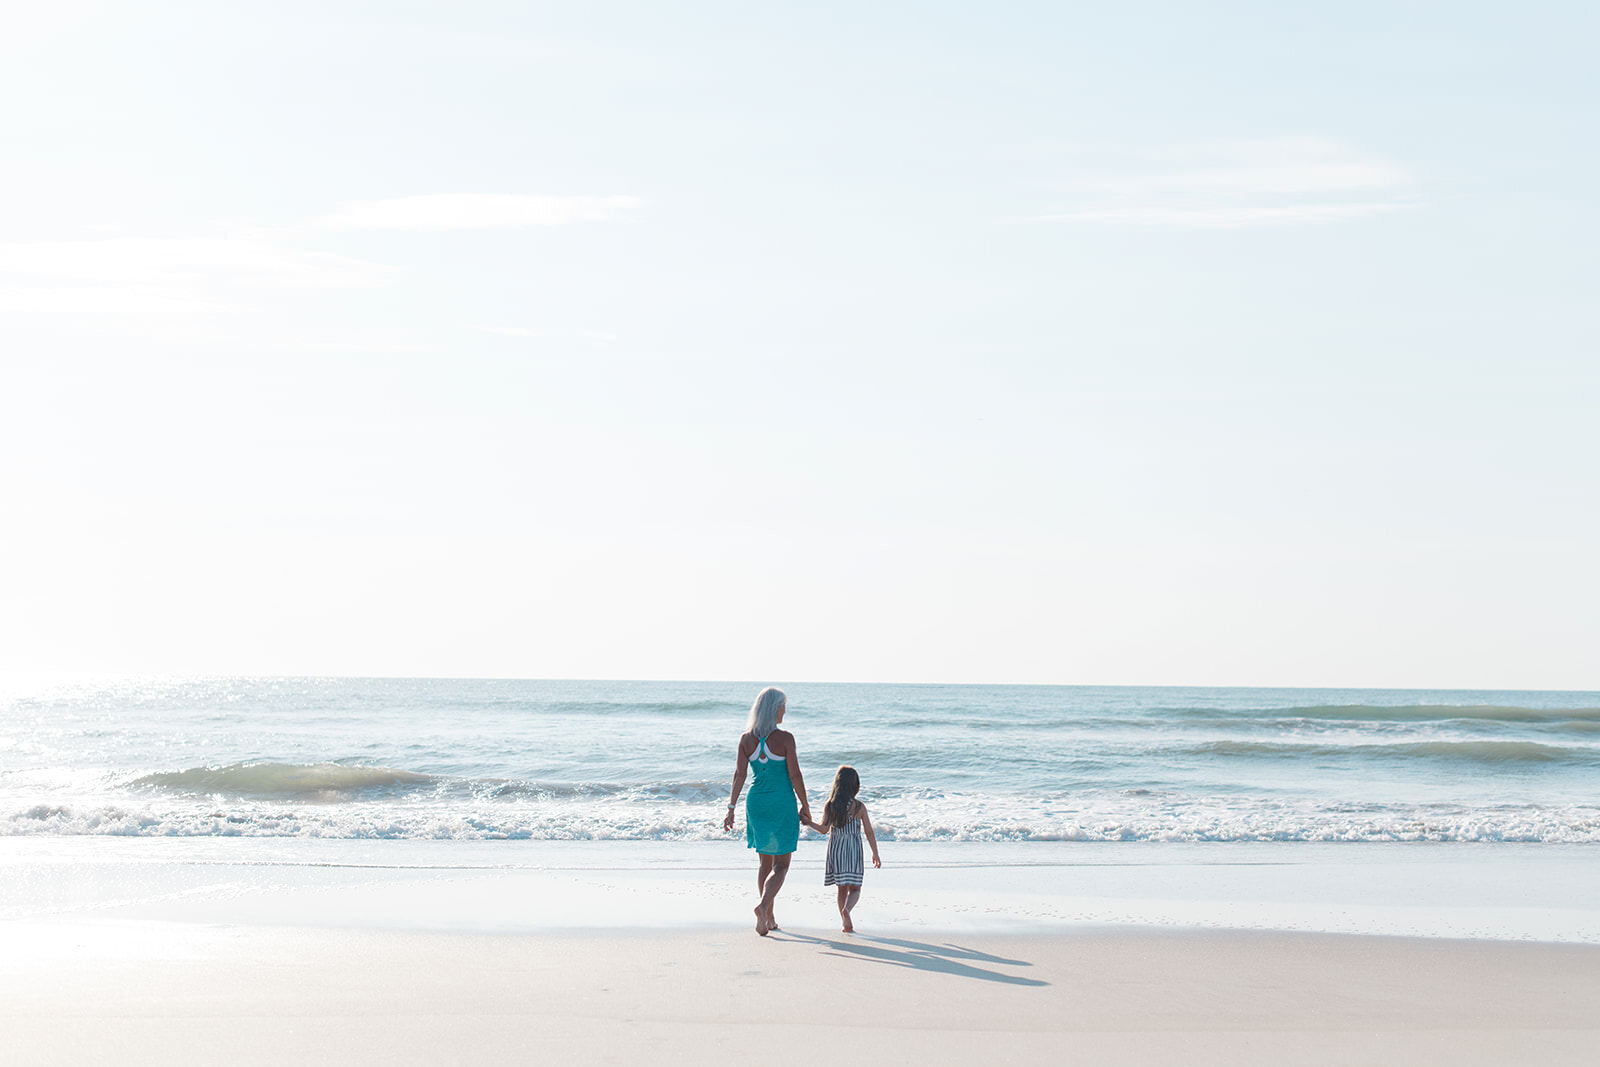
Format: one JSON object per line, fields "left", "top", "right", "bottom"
{"left": 4, "top": 920, "right": 1597, "bottom": 1065}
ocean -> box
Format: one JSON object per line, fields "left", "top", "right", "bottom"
{"left": 5, "top": 677, "right": 1599, "bottom": 845}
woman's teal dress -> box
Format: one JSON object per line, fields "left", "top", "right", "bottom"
{"left": 745, "top": 734, "right": 799, "bottom": 855}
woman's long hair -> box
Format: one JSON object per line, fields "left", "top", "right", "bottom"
{"left": 825, "top": 765, "right": 860, "bottom": 829}
{"left": 746, "top": 686, "right": 786, "bottom": 739}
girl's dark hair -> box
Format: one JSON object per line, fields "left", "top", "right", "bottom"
{"left": 825, "top": 765, "right": 860, "bottom": 829}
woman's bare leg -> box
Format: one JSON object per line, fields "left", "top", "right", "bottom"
{"left": 755, "top": 854, "right": 791, "bottom": 936}
{"left": 754, "top": 855, "right": 775, "bottom": 934}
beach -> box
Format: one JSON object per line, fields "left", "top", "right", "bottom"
{"left": 6, "top": 837, "right": 1600, "bottom": 1064}
{"left": 6, "top": 679, "right": 1600, "bottom": 1062}
{"left": 9, "top": 922, "right": 1600, "bottom": 1065}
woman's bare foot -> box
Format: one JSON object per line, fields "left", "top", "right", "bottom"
{"left": 754, "top": 905, "right": 770, "bottom": 936}
{"left": 768, "top": 908, "right": 779, "bottom": 930}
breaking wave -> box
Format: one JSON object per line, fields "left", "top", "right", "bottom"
{"left": 132, "top": 763, "right": 435, "bottom": 798}
{"left": 7, "top": 797, "right": 1600, "bottom": 843}
{"left": 1171, "top": 704, "right": 1600, "bottom": 724}
{"left": 1189, "top": 739, "right": 1595, "bottom": 764}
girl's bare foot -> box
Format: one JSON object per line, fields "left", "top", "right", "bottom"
{"left": 754, "top": 905, "right": 770, "bottom": 936}
{"left": 841, "top": 910, "right": 854, "bottom": 933}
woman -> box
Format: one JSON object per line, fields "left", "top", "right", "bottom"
{"left": 723, "top": 686, "right": 812, "bottom": 935}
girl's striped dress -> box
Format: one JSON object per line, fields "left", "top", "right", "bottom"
{"left": 824, "top": 806, "right": 865, "bottom": 887}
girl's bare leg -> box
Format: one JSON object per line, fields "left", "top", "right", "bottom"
{"left": 754, "top": 854, "right": 790, "bottom": 936}
{"left": 836, "top": 885, "right": 852, "bottom": 932}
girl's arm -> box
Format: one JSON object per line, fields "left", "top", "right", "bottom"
{"left": 858, "top": 804, "right": 881, "bottom": 867}
{"left": 723, "top": 737, "right": 749, "bottom": 832}
{"left": 784, "top": 734, "right": 812, "bottom": 826}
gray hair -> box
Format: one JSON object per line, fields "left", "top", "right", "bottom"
{"left": 746, "top": 686, "right": 786, "bottom": 738}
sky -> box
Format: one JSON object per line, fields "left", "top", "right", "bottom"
{"left": 1, "top": 1, "right": 1596, "bottom": 689}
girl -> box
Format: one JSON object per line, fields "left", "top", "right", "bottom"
{"left": 805, "top": 765, "right": 881, "bottom": 933}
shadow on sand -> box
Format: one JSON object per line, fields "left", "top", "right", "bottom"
{"left": 773, "top": 932, "right": 1048, "bottom": 986}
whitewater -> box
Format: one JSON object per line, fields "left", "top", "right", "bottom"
{"left": 4, "top": 678, "right": 1599, "bottom": 843}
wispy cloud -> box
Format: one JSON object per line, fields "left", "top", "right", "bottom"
{"left": 323, "top": 194, "right": 641, "bottom": 230}
{"left": 1031, "top": 202, "right": 1406, "bottom": 229}
{"left": 470, "top": 325, "right": 547, "bottom": 338}
{"left": 1020, "top": 138, "right": 1416, "bottom": 229}
{"left": 304, "top": 336, "right": 434, "bottom": 354}
{"left": 469, "top": 324, "right": 619, "bottom": 346}
{"left": 0, "top": 236, "right": 390, "bottom": 288}
{"left": 0, "top": 285, "right": 232, "bottom": 316}
{"left": 0, "top": 234, "right": 392, "bottom": 318}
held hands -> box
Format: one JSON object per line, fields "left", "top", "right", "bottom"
{"left": 798, "top": 804, "right": 813, "bottom": 827}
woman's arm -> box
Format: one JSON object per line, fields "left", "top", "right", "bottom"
{"left": 723, "top": 736, "right": 750, "bottom": 832}
{"left": 858, "top": 804, "right": 881, "bottom": 867}
{"left": 784, "top": 734, "right": 811, "bottom": 826}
